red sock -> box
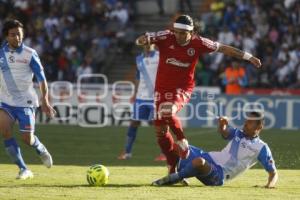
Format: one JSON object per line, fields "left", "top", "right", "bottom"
{"left": 156, "top": 131, "right": 178, "bottom": 172}
{"left": 168, "top": 116, "right": 185, "bottom": 141}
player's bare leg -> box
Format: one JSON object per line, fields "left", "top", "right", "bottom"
{"left": 0, "top": 110, "right": 14, "bottom": 140}
{"left": 21, "top": 132, "right": 53, "bottom": 168}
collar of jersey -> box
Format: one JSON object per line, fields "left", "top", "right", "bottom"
{"left": 241, "top": 130, "right": 259, "bottom": 142}
{"left": 176, "top": 38, "right": 191, "bottom": 47}
{"left": 3, "top": 42, "right": 24, "bottom": 54}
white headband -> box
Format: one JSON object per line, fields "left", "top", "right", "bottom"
{"left": 173, "top": 23, "right": 194, "bottom": 31}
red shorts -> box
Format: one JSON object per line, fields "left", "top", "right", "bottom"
{"left": 154, "top": 88, "right": 192, "bottom": 121}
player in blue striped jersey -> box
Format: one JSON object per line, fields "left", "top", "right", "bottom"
{"left": 0, "top": 19, "right": 56, "bottom": 180}
{"left": 152, "top": 112, "right": 278, "bottom": 188}
{"left": 118, "top": 44, "right": 165, "bottom": 160}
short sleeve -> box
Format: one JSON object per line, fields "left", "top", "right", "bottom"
{"left": 224, "top": 126, "right": 238, "bottom": 140}
{"left": 257, "top": 145, "right": 276, "bottom": 172}
{"left": 198, "top": 36, "right": 219, "bottom": 54}
{"left": 29, "top": 50, "right": 46, "bottom": 82}
{"left": 146, "top": 30, "right": 171, "bottom": 47}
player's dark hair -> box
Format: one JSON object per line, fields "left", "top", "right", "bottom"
{"left": 2, "top": 19, "right": 24, "bottom": 36}
{"left": 247, "top": 111, "right": 264, "bottom": 125}
{"left": 175, "top": 15, "right": 201, "bottom": 34}
{"left": 192, "top": 18, "right": 201, "bottom": 35}
{"left": 175, "top": 15, "right": 194, "bottom": 27}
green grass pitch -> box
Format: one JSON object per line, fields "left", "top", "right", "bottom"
{"left": 0, "top": 125, "right": 299, "bottom": 200}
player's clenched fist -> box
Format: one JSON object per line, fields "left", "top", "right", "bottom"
{"left": 218, "top": 116, "right": 229, "bottom": 132}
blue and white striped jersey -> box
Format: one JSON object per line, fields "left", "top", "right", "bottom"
{"left": 135, "top": 50, "right": 159, "bottom": 100}
{"left": 0, "top": 42, "right": 46, "bottom": 107}
{"left": 209, "top": 127, "right": 276, "bottom": 181}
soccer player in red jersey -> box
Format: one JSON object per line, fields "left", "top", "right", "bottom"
{"left": 135, "top": 15, "right": 262, "bottom": 174}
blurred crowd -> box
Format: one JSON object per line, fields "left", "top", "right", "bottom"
{"left": 196, "top": 0, "right": 300, "bottom": 89}
{"left": 0, "top": 0, "right": 300, "bottom": 90}
{"left": 0, "top": 0, "right": 135, "bottom": 82}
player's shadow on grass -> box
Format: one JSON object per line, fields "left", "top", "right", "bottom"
{"left": 0, "top": 184, "right": 201, "bottom": 188}
{"left": 0, "top": 184, "right": 150, "bottom": 188}
{"left": 104, "top": 184, "right": 200, "bottom": 188}
{"left": 0, "top": 184, "right": 89, "bottom": 188}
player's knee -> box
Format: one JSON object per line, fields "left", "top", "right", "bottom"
{"left": 192, "top": 157, "right": 206, "bottom": 168}
{"left": 0, "top": 125, "right": 13, "bottom": 139}
{"left": 130, "top": 120, "right": 141, "bottom": 128}
{"left": 0, "top": 111, "right": 13, "bottom": 138}
{"left": 154, "top": 125, "right": 168, "bottom": 137}
{"left": 0, "top": 128, "right": 12, "bottom": 139}
{"left": 21, "top": 133, "right": 34, "bottom": 145}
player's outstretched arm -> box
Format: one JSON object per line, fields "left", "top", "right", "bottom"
{"left": 39, "top": 81, "right": 56, "bottom": 118}
{"left": 217, "top": 43, "right": 262, "bottom": 68}
{"left": 265, "top": 171, "right": 278, "bottom": 189}
{"left": 218, "top": 117, "right": 230, "bottom": 138}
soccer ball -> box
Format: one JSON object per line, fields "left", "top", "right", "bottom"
{"left": 86, "top": 164, "right": 109, "bottom": 186}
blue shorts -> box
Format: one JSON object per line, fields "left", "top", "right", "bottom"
{"left": 0, "top": 102, "right": 36, "bottom": 133}
{"left": 132, "top": 99, "right": 154, "bottom": 121}
{"left": 178, "top": 145, "right": 224, "bottom": 186}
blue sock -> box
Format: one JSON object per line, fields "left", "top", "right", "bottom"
{"left": 178, "top": 161, "right": 200, "bottom": 179}
{"left": 31, "top": 135, "right": 46, "bottom": 155}
{"left": 125, "top": 126, "right": 138, "bottom": 154}
{"left": 4, "top": 138, "right": 27, "bottom": 170}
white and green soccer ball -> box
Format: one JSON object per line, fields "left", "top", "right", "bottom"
{"left": 86, "top": 164, "right": 109, "bottom": 186}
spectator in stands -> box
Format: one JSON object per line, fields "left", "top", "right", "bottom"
{"left": 109, "top": 1, "right": 129, "bottom": 28}
{"left": 1, "top": 0, "right": 299, "bottom": 90}
{"left": 211, "top": 0, "right": 225, "bottom": 26}
{"left": 0, "top": 0, "right": 132, "bottom": 83}
{"left": 157, "top": 0, "right": 165, "bottom": 16}
{"left": 76, "top": 59, "right": 93, "bottom": 83}
{"left": 223, "top": 59, "right": 247, "bottom": 95}
{"left": 178, "top": 0, "right": 193, "bottom": 13}
{"left": 217, "top": 26, "right": 234, "bottom": 46}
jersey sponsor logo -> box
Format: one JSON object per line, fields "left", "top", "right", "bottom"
{"left": 166, "top": 58, "right": 190, "bottom": 68}
{"left": 240, "top": 141, "right": 258, "bottom": 153}
{"left": 16, "top": 58, "right": 28, "bottom": 63}
{"left": 8, "top": 55, "right": 15, "bottom": 63}
{"left": 187, "top": 48, "right": 195, "bottom": 56}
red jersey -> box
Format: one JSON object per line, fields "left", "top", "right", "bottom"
{"left": 148, "top": 30, "right": 218, "bottom": 92}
